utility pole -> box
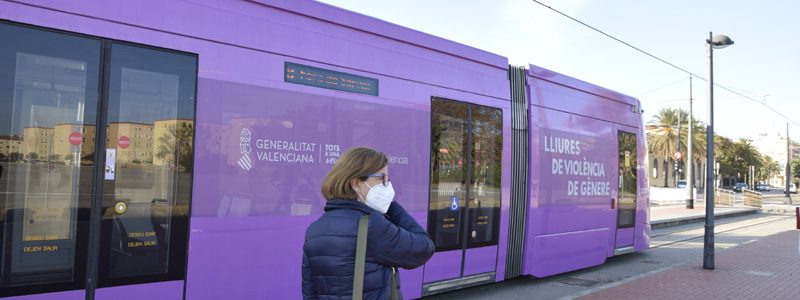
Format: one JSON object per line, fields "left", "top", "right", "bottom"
{"left": 687, "top": 76, "right": 694, "bottom": 209}
{"left": 787, "top": 122, "right": 792, "bottom": 204}
{"left": 676, "top": 110, "right": 681, "bottom": 186}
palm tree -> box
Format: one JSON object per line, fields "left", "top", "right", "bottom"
{"left": 647, "top": 108, "right": 679, "bottom": 187}
{"left": 646, "top": 108, "right": 707, "bottom": 187}
{"left": 646, "top": 108, "right": 680, "bottom": 161}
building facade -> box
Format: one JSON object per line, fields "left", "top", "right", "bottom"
{"left": 753, "top": 132, "right": 798, "bottom": 187}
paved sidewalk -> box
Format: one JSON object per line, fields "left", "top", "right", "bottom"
{"left": 650, "top": 205, "right": 759, "bottom": 228}
{"left": 580, "top": 229, "right": 800, "bottom": 299}
{"left": 650, "top": 203, "right": 799, "bottom": 229}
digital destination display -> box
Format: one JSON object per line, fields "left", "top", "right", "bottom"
{"left": 284, "top": 62, "right": 379, "bottom": 96}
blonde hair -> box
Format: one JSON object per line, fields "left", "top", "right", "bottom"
{"left": 321, "top": 147, "right": 388, "bottom": 200}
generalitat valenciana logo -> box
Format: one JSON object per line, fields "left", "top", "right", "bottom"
{"left": 238, "top": 128, "right": 253, "bottom": 171}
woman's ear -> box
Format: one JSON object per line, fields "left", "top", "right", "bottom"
{"left": 350, "top": 178, "right": 364, "bottom": 202}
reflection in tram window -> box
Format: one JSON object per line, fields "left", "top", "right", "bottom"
{"left": 467, "top": 105, "right": 502, "bottom": 247}
{"left": 0, "top": 22, "right": 100, "bottom": 295}
{"left": 617, "top": 132, "right": 637, "bottom": 228}
{"left": 99, "top": 43, "right": 196, "bottom": 285}
{"left": 192, "top": 79, "right": 424, "bottom": 218}
{"left": 428, "top": 99, "right": 502, "bottom": 252}
{"left": 428, "top": 99, "right": 468, "bottom": 251}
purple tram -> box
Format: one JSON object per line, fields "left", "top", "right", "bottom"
{"left": 0, "top": 0, "right": 649, "bottom": 299}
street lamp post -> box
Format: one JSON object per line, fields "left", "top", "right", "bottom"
{"left": 704, "top": 32, "right": 734, "bottom": 270}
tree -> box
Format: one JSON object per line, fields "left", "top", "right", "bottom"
{"left": 646, "top": 108, "right": 680, "bottom": 162}
{"left": 646, "top": 108, "right": 707, "bottom": 163}
{"left": 792, "top": 157, "right": 800, "bottom": 185}
{"left": 715, "top": 137, "right": 762, "bottom": 185}
{"left": 8, "top": 152, "right": 23, "bottom": 162}
{"left": 646, "top": 108, "right": 707, "bottom": 187}
{"left": 714, "top": 135, "right": 735, "bottom": 185}
{"left": 155, "top": 123, "right": 194, "bottom": 172}
{"left": 758, "top": 156, "right": 781, "bottom": 182}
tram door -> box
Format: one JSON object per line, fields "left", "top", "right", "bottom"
{"left": 0, "top": 21, "right": 195, "bottom": 299}
{"left": 614, "top": 131, "right": 637, "bottom": 251}
{"left": 423, "top": 98, "right": 502, "bottom": 295}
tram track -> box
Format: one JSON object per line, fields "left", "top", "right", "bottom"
{"left": 649, "top": 214, "right": 794, "bottom": 249}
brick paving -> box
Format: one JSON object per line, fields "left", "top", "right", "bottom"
{"left": 581, "top": 229, "right": 800, "bottom": 299}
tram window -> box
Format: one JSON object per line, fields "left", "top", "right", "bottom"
{"left": 0, "top": 21, "right": 101, "bottom": 296}
{"left": 427, "top": 99, "right": 468, "bottom": 251}
{"left": 427, "top": 99, "right": 502, "bottom": 252}
{"left": 617, "top": 132, "right": 637, "bottom": 228}
{"left": 466, "top": 105, "right": 501, "bottom": 248}
{"left": 98, "top": 43, "right": 196, "bottom": 286}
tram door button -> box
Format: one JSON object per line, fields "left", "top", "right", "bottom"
{"left": 115, "top": 201, "right": 128, "bottom": 215}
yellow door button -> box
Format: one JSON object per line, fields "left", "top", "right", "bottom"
{"left": 114, "top": 201, "right": 128, "bottom": 214}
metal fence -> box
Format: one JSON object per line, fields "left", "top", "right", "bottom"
{"left": 714, "top": 188, "right": 735, "bottom": 206}
{"left": 742, "top": 189, "right": 763, "bottom": 208}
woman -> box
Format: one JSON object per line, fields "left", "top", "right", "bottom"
{"left": 302, "top": 147, "right": 434, "bottom": 299}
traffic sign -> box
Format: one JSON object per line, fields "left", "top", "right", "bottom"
{"left": 674, "top": 151, "right": 682, "bottom": 160}
{"left": 69, "top": 132, "right": 82, "bottom": 146}
{"left": 118, "top": 136, "right": 131, "bottom": 149}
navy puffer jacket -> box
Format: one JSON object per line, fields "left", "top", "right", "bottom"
{"left": 302, "top": 199, "right": 434, "bottom": 299}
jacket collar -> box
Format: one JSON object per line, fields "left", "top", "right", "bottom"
{"left": 325, "top": 198, "right": 373, "bottom": 214}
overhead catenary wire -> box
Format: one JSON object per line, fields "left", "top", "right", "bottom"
{"left": 644, "top": 96, "right": 758, "bottom": 103}
{"left": 637, "top": 77, "right": 689, "bottom": 97}
{"left": 529, "top": 0, "right": 800, "bottom": 128}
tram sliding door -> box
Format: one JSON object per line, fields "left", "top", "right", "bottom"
{"left": 93, "top": 42, "right": 196, "bottom": 299}
{"left": 423, "top": 98, "right": 502, "bottom": 295}
{"left": 0, "top": 21, "right": 101, "bottom": 299}
{"left": 0, "top": 21, "right": 196, "bottom": 299}
{"left": 614, "top": 131, "right": 637, "bottom": 253}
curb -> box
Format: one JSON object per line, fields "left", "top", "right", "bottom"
{"left": 760, "top": 205, "right": 800, "bottom": 215}
{"left": 651, "top": 209, "right": 759, "bottom": 229}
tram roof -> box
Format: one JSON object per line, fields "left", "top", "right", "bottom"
{"left": 256, "top": 0, "right": 509, "bottom": 70}
{"left": 527, "top": 64, "right": 640, "bottom": 107}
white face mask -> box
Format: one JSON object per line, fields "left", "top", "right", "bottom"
{"left": 357, "top": 181, "right": 395, "bottom": 214}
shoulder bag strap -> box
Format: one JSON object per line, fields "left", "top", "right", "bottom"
{"left": 353, "top": 214, "right": 369, "bottom": 300}
{"left": 390, "top": 267, "right": 399, "bottom": 300}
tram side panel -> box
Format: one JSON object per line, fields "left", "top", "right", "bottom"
{"left": 191, "top": 75, "right": 432, "bottom": 299}
{"left": 523, "top": 66, "right": 645, "bottom": 278}
{"left": 179, "top": 2, "right": 512, "bottom": 300}
{"left": 0, "top": 0, "right": 511, "bottom": 299}
{"left": 526, "top": 106, "right": 616, "bottom": 277}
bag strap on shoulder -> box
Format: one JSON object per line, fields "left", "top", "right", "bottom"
{"left": 352, "top": 214, "right": 369, "bottom": 300}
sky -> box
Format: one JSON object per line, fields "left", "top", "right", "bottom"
{"left": 317, "top": 0, "right": 799, "bottom": 141}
